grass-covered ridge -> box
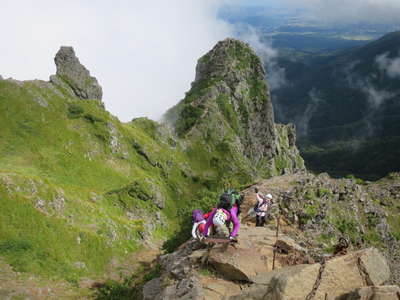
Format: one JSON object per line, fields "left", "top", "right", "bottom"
{"left": 0, "top": 78, "right": 220, "bottom": 284}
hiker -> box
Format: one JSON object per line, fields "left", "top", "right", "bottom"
{"left": 203, "top": 190, "right": 242, "bottom": 241}
{"left": 191, "top": 209, "right": 214, "bottom": 239}
{"left": 254, "top": 187, "right": 273, "bottom": 227}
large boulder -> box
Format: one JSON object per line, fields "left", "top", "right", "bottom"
{"left": 200, "top": 276, "right": 242, "bottom": 300}
{"left": 231, "top": 247, "right": 390, "bottom": 300}
{"left": 208, "top": 245, "right": 268, "bottom": 282}
{"left": 50, "top": 46, "right": 102, "bottom": 100}
{"left": 143, "top": 276, "right": 204, "bottom": 300}
{"left": 230, "top": 263, "right": 321, "bottom": 300}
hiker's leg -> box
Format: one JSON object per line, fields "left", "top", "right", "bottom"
{"left": 226, "top": 223, "right": 231, "bottom": 235}
{"left": 215, "top": 225, "right": 229, "bottom": 237}
{"left": 256, "top": 215, "right": 261, "bottom": 227}
{"left": 260, "top": 216, "right": 266, "bottom": 226}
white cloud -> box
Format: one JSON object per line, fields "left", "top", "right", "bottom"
{"left": 297, "top": 88, "right": 323, "bottom": 136}
{"left": 233, "top": 25, "right": 286, "bottom": 90}
{"left": 346, "top": 65, "right": 394, "bottom": 110}
{"left": 0, "top": 0, "right": 232, "bottom": 121}
{"left": 376, "top": 52, "right": 400, "bottom": 79}
{"left": 361, "top": 82, "right": 394, "bottom": 109}
{"left": 283, "top": 0, "right": 400, "bottom": 24}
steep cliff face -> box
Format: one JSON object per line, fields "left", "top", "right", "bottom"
{"left": 165, "top": 38, "right": 304, "bottom": 180}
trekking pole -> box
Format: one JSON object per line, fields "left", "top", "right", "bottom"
{"left": 272, "top": 198, "right": 280, "bottom": 270}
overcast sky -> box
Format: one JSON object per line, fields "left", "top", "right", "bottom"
{"left": 2, "top": 1, "right": 400, "bottom": 121}
{"left": 1, "top": 0, "right": 232, "bottom": 121}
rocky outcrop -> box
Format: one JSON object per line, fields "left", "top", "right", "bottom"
{"left": 50, "top": 46, "right": 102, "bottom": 100}
{"left": 273, "top": 123, "right": 304, "bottom": 174}
{"left": 193, "top": 38, "right": 277, "bottom": 162}
{"left": 250, "top": 172, "right": 400, "bottom": 285}
{"left": 233, "top": 248, "right": 390, "bottom": 300}
{"left": 164, "top": 38, "right": 304, "bottom": 181}
{"left": 142, "top": 220, "right": 392, "bottom": 300}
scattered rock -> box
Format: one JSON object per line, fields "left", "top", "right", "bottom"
{"left": 35, "top": 198, "right": 46, "bottom": 210}
{"left": 149, "top": 182, "right": 165, "bottom": 209}
{"left": 107, "top": 122, "right": 128, "bottom": 158}
{"left": 52, "top": 192, "right": 66, "bottom": 212}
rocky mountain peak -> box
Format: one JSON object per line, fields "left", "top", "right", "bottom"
{"left": 50, "top": 46, "right": 102, "bottom": 100}
{"left": 195, "top": 38, "right": 265, "bottom": 84}
{"left": 165, "top": 38, "right": 303, "bottom": 179}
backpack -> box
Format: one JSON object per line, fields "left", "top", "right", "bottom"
{"left": 254, "top": 194, "right": 270, "bottom": 213}
{"left": 218, "top": 189, "right": 243, "bottom": 210}
{"left": 253, "top": 201, "right": 261, "bottom": 213}
{"left": 213, "top": 208, "right": 228, "bottom": 226}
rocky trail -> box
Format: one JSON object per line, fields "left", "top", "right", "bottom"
{"left": 141, "top": 173, "right": 400, "bottom": 300}
{"left": 143, "top": 224, "right": 397, "bottom": 299}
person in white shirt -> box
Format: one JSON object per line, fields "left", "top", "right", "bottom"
{"left": 254, "top": 187, "right": 273, "bottom": 227}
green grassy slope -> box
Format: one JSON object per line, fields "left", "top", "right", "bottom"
{"left": 0, "top": 78, "right": 212, "bottom": 283}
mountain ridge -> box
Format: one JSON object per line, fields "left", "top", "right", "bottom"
{"left": 0, "top": 38, "right": 303, "bottom": 296}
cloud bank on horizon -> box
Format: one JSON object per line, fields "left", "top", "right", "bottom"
{"left": 1, "top": 0, "right": 231, "bottom": 121}
{"left": 2, "top": 1, "right": 400, "bottom": 121}
{"left": 231, "top": 0, "right": 400, "bottom": 24}
{"left": 294, "top": 0, "right": 400, "bottom": 24}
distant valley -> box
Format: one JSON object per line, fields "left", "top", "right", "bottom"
{"left": 220, "top": 5, "right": 400, "bottom": 179}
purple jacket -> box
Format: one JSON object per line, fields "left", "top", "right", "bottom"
{"left": 192, "top": 209, "right": 205, "bottom": 223}
{"left": 203, "top": 206, "right": 240, "bottom": 237}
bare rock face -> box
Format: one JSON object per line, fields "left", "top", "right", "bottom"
{"left": 190, "top": 38, "right": 277, "bottom": 162}
{"left": 50, "top": 46, "right": 102, "bottom": 100}
{"left": 231, "top": 247, "right": 391, "bottom": 300}
{"left": 164, "top": 38, "right": 304, "bottom": 180}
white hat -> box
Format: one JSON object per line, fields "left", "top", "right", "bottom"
{"left": 266, "top": 194, "right": 273, "bottom": 199}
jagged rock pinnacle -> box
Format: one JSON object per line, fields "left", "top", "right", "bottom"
{"left": 164, "top": 38, "right": 304, "bottom": 177}
{"left": 51, "top": 46, "right": 102, "bottom": 100}
{"left": 195, "top": 38, "right": 277, "bottom": 161}
{"left": 195, "top": 38, "right": 265, "bottom": 83}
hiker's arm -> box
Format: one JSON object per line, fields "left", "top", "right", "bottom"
{"left": 203, "top": 209, "right": 215, "bottom": 237}
{"left": 256, "top": 193, "right": 264, "bottom": 204}
{"left": 192, "top": 222, "right": 199, "bottom": 239}
{"left": 229, "top": 206, "right": 240, "bottom": 237}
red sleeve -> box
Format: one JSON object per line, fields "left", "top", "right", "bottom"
{"left": 203, "top": 208, "right": 215, "bottom": 220}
